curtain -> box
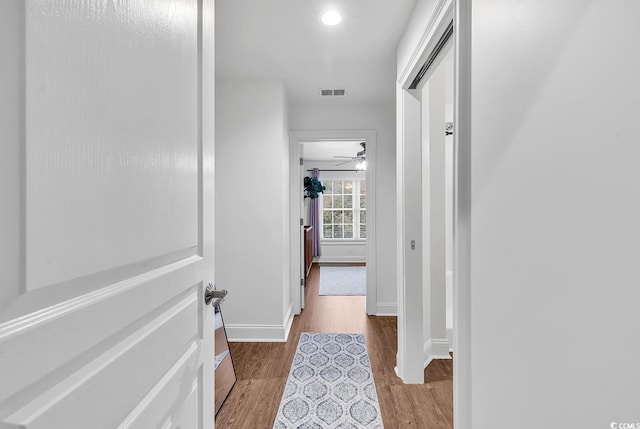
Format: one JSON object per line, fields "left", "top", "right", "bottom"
{"left": 310, "top": 168, "right": 322, "bottom": 257}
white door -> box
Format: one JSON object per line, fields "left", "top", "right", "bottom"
{"left": 0, "top": 1, "right": 215, "bottom": 428}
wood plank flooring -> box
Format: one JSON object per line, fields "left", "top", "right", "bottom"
{"left": 215, "top": 264, "right": 453, "bottom": 428}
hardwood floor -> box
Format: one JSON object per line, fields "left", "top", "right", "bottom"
{"left": 215, "top": 264, "right": 453, "bottom": 428}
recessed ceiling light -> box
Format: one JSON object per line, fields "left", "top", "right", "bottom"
{"left": 321, "top": 10, "right": 342, "bottom": 26}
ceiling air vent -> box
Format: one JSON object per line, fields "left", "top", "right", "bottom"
{"left": 319, "top": 88, "right": 347, "bottom": 97}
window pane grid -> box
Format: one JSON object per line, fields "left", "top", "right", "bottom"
{"left": 321, "top": 179, "right": 366, "bottom": 240}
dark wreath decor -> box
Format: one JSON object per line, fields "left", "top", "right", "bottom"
{"left": 303, "top": 176, "right": 326, "bottom": 199}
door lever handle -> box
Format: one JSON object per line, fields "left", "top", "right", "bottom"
{"left": 205, "top": 283, "right": 228, "bottom": 307}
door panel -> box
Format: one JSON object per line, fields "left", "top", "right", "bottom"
{"left": 118, "top": 341, "right": 200, "bottom": 428}
{"left": 4, "top": 291, "right": 199, "bottom": 428}
{"left": 25, "top": 0, "right": 200, "bottom": 290}
{"left": 0, "top": 0, "right": 215, "bottom": 427}
{"left": 0, "top": 258, "right": 201, "bottom": 402}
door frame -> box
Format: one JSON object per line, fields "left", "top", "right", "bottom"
{"left": 396, "top": 0, "right": 472, "bottom": 426}
{"left": 289, "top": 130, "right": 377, "bottom": 316}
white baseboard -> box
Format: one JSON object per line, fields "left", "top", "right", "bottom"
{"left": 423, "top": 338, "right": 452, "bottom": 368}
{"left": 283, "top": 305, "right": 294, "bottom": 342}
{"left": 446, "top": 270, "right": 453, "bottom": 353}
{"left": 375, "top": 302, "right": 397, "bottom": 316}
{"left": 227, "top": 305, "right": 295, "bottom": 342}
{"left": 316, "top": 256, "right": 366, "bottom": 264}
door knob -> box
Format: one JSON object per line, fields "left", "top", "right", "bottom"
{"left": 205, "top": 283, "right": 228, "bottom": 307}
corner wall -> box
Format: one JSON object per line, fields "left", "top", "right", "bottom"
{"left": 290, "top": 101, "right": 397, "bottom": 314}
{"left": 395, "top": 0, "right": 454, "bottom": 383}
{"left": 215, "top": 78, "right": 292, "bottom": 341}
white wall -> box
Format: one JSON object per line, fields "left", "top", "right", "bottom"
{"left": 0, "top": 1, "right": 22, "bottom": 313}
{"left": 302, "top": 160, "right": 367, "bottom": 264}
{"left": 291, "top": 101, "right": 397, "bottom": 313}
{"left": 465, "top": 1, "right": 640, "bottom": 426}
{"left": 215, "top": 78, "right": 292, "bottom": 341}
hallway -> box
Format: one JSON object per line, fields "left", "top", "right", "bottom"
{"left": 215, "top": 264, "right": 453, "bottom": 428}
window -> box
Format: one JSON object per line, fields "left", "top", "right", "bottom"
{"left": 321, "top": 179, "right": 366, "bottom": 239}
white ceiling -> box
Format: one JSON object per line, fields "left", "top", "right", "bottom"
{"left": 302, "top": 140, "right": 364, "bottom": 162}
{"left": 215, "top": 0, "right": 417, "bottom": 104}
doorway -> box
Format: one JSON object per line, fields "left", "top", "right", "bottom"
{"left": 419, "top": 46, "right": 455, "bottom": 356}
{"left": 289, "top": 131, "right": 377, "bottom": 316}
{"left": 396, "top": 0, "right": 472, "bottom": 424}
{"left": 302, "top": 141, "right": 368, "bottom": 301}
{"left": 395, "top": 0, "right": 458, "bottom": 390}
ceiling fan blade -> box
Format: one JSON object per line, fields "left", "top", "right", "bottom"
{"left": 333, "top": 156, "right": 355, "bottom": 159}
{"left": 335, "top": 160, "right": 353, "bottom": 166}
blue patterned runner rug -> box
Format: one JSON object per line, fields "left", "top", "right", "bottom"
{"left": 272, "top": 333, "right": 384, "bottom": 428}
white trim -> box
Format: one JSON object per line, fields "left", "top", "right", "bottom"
{"left": 117, "top": 342, "right": 199, "bottom": 428}
{"left": 316, "top": 256, "right": 366, "bottom": 264}
{"left": 283, "top": 304, "right": 294, "bottom": 342}
{"left": 0, "top": 255, "right": 202, "bottom": 340}
{"left": 321, "top": 239, "right": 366, "bottom": 244}
{"left": 290, "top": 130, "right": 378, "bottom": 316}
{"left": 398, "top": 0, "right": 454, "bottom": 88}
{"left": 454, "top": 0, "right": 472, "bottom": 427}
{"left": 227, "top": 304, "right": 294, "bottom": 343}
{"left": 315, "top": 261, "right": 365, "bottom": 266}
{"left": 226, "top": 325, "right": 288, "bottom": 343}
{"left": 5, "top": 294, "right": 198, "bottom": 424}
{"left": 289, "top": 132, "right": 304, "bottom": 312}
{"left": 423, "top": 339, "right": 452, "bottom": 370}
{"left": 375, "top": 302, "right": 397, "bottom": 316}
{"left": 447, "top": 328, "right": 454, "bottom": 352}
{"left": 395, "top": 85, "right": 425, "bottom": 384}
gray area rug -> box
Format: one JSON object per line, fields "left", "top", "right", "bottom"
{"left": 319, "top": 266, "right": 366, "bottom": 296}
{"left": 273, "top": 333, "right": 384, "bottom": 429}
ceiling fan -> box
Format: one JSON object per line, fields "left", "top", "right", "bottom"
{"left": 333, "top": 142, "right": 366, "bottom": 169}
